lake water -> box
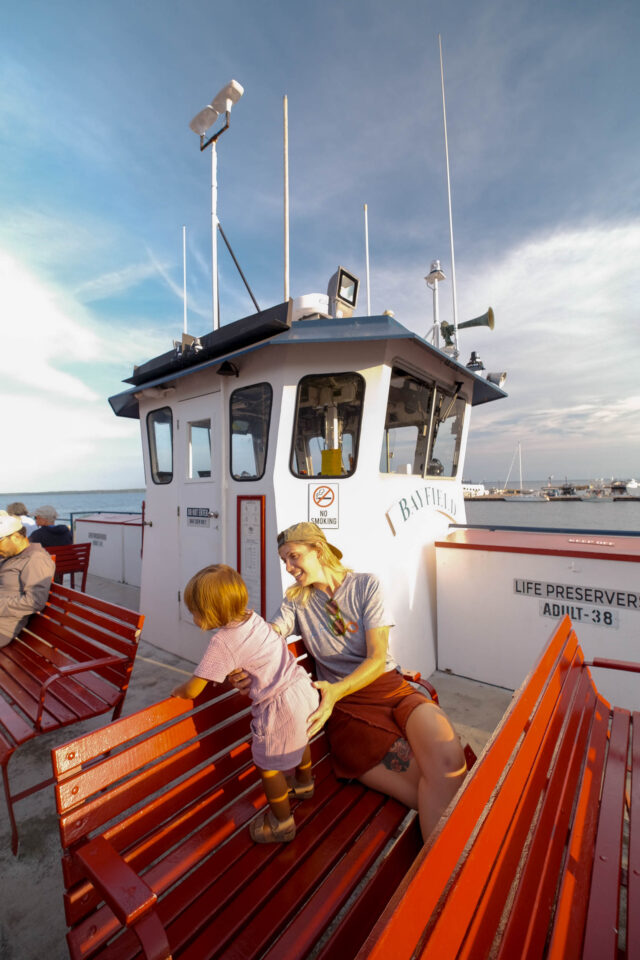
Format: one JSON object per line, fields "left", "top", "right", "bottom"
{"left": 3, "top": 487, "right": 639, "bottom": 535}
{"left": 465, "top": 498, "right": 640, "bottom": 535}
{"left": 0, "top": 489, "right": 145, "bottom": 523}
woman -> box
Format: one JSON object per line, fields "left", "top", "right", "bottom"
{"left": 234, "top": 521, "right": 466, "bottom": 839}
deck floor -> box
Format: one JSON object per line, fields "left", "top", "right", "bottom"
{"left": 0, "top": 574, "right": 513, "bottom": 960}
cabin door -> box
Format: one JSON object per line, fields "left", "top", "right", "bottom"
{"left": 176, "top": 392, "right": 223, "bottom": 623}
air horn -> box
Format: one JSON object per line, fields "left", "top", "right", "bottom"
{"left": 440, "top": 307, "right": 494, "bottom": 347}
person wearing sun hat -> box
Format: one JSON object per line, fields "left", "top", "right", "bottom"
{"left": 231, "top": 520, "right": 467, "bottom": 842}
{"left": 0, "top": 512, "right": 55, "bottom": 646}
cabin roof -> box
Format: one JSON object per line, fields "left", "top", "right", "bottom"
{"left": 109, "top": 307, "right": 507, "bottom": 420}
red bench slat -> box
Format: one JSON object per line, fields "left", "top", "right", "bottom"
{"left": 545, "top": 695, "right": 610, "bottom": 960}
{"left": 629, "top": 712, "right": 640, "bottom": 960}
{"left": 262, "top": 803, "right": 418, "bottom": 960}
{"left": 581, "top": 707, "right": 631, "bottom": 960}
{"left": 496, "top": 669, "right": 599, "bottom": 960}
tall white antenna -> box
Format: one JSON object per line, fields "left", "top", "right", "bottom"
{"left": 182, "top": 225, "right": 188, "bottom": 334}
{"left": 439, "top": 34, "right": 459, "bottom": 352}
{"left": 364, "top": 203, "right": 371, "bottom": 315}
{"left": 211, "top": 142, "right": 219, "bottom": 330}
{"left": 283, "top": 95, "right": 290, "bottom": 302}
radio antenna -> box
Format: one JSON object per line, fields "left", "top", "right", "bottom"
{"left": 182, "top": 225, "right": 188, "bottom": 334}
{"left": 283, "top": 94, "right": 290, "bottom": 301}
{"left": 439, "top": 35, "right": 459, "bottom": 354}
{"left": 364, "top": 203, "right": 371, "bottom": 315}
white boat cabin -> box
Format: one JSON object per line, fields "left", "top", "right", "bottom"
{"left": 110, "top": 281, "right": 505, "bottom": 670}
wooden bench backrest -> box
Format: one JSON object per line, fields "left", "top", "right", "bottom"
{"left": 358, "top": 616, "right": 617, "bottom": 960}
{"left": 28, "top": 581, "right": 142, "bottom": 688}
{"left": 53, "top": 639, "right": 318, "bottom": 933}
{"left": 45, "top": 542, "right": 91, "bottom": 590}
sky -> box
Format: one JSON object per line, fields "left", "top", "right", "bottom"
{"left": 1, "top": 0, "right": 639, "bottom": 491}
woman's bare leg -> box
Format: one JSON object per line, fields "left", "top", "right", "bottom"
{"left": 358, "top": 704, "right": 466, "bottom": 840}
{"left": 405, "top": 703, "right": 466, "bottom": 838}
{"left": 358, "top": 740, "right": 420, "bottom": 809}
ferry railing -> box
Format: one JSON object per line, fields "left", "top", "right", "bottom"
{"left": 450, "top": 522, "right": 640, "bottom": 537}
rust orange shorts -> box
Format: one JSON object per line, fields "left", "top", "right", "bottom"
{"left": 325, "top": 670, "right": 431, "bottom": 779}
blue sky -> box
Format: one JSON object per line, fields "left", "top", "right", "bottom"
{"left": 1, "top": 0, "right": 639, "bottom": 490}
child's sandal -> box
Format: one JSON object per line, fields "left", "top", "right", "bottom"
{"left": 286, "top": 776, "right": 315, "bottom": 800}
{"left": 249, "top": 810, "right": 296, "bottom": 844}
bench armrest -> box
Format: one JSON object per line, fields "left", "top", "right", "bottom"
{"left": 76, "top": 836, "right": 172, "bottom": 960}
{"left": 589, "top": 657, "right": 640, "bottom": 674}
{"left": 36, "top": 654, "right": 126, "bottom": 730}
{"left": 402, "top": 669, "right": 439, "bottom": 705}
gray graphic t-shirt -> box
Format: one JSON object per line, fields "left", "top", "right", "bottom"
{"left": 271, "top": 571, "right": 397, "bottom": 684}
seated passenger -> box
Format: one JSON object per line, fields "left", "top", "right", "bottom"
{"left": 29, "top": 505, "right": 73, "bottom": 547}
{"left": 0, "top": 514, "right": 55, "bottom": 647}
{"left": 6, "top": 501, "right": 37, "bottom": 538}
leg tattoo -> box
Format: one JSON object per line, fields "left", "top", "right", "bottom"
{"left": 382, "top": 738, "right": 412, "bottom": 773}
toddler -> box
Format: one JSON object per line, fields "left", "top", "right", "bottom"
{"left": 172, "top": 563, "right": 319, "bottom": 843}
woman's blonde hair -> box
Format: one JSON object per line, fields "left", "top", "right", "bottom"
{"left": 284, "top": 539, "right": 350, "bottom": 606}
{"left": 184, "top": 564, "right": 250, "bottom": 629}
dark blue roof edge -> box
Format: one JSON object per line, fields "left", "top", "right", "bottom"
{"left": 108, "top": 313, "right": 507, "bottom": 419}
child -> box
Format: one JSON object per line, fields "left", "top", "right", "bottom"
{"left": 172, "top": 564, "right": 319, "bottom": 844}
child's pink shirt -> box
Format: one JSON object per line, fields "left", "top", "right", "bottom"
{"left": 195, "top": 611, "right": 307, "bottom": 703}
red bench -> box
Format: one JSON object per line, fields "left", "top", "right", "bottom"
{"left": 0, "top": 581, "right": 143, "bottom": 855}
{"left": 52, "top": 648, "right": 457, "bottom": 960}
{"left": 358, "top": 615, "right": 639, "bottom": 960}
{"left": 45, "top": 542, "right": 92, "bottom": 592}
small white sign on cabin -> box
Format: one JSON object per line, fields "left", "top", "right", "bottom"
{"left": 308, "top": 483, "right": 339, "bottom": 529}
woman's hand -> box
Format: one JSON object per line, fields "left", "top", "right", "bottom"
{"left": 226, "top": 668, "right": 252, "bottom": 695}
{"left": 307, "top": 680, "right": 340, "bottom": 738}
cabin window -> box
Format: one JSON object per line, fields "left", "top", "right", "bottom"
{"left": 187, "top": 419, "right": 211, "bottom": 479}
{"left": 230, "top": 382, "right": 272, "bottom": 480}
{"left": 147, "top": 407, "right": 173, "bottom": 484}
{"left": 379, "top": 368, "right": 465, "bottom": 478}
{"left": 380, "top": 368, "right": 435, "bottom": 475}
{"left": 429, "top": 389, "right": 465, "bottom": 477}
{"left": 290, "top": 372, "right": 365, "bottom": 478}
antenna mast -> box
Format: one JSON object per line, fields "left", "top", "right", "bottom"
{"left": 182, "top": 225, "right": 188, "bottom": 334}
{"left": 439, "top": 35, "right": 459, "bottom": 353}
{"left": 364, "top": 203, "right": 371, "bottom": 315}
{"left": 283, "top": 94, "right": 290, "bottom": 301}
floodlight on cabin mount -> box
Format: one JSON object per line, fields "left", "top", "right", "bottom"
{"left": 327, "top": 267, "right": 360, "bottom": 318}
{"left": 189, "top": 79, "right": 244, "bottom": 332}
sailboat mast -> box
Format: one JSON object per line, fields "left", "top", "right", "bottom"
{"left": 519, "top": 441, "right": 523, "bottom": 492}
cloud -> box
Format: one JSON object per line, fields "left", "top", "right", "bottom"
{"left": 0, "top": 250, "right": 101, "bottom": 399}
{"left": 74, "top": 260, "right": 166, "bottom": 302}
{"left": 452, "top": 220, "right": 640, "bottom": 476}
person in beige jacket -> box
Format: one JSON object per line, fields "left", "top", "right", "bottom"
{"left": 0, "top": 513, "right": 55, "bottom": 646}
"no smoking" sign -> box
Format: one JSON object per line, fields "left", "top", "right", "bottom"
{"left": 308, "top": 483, "right": 339, "bottom": 528}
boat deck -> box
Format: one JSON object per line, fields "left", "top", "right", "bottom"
{"left": 0, "top": 575, "right": 513, "bottom": 960}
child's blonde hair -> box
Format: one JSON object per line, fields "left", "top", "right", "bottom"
{"left": 184, "top": 564, "right": 250, "bottom": 629}
{"left": 285, "top": 539, "right": 350, "bottom": 606}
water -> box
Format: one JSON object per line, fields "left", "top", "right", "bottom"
{"left": 0, "top": 489, "right": 145, "bottom": 524}
{"left": 465, "top": 498, "right": 640, "bottom": 535}
{"left": 3, "top": 486, "right": 639, "bottom": 535}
